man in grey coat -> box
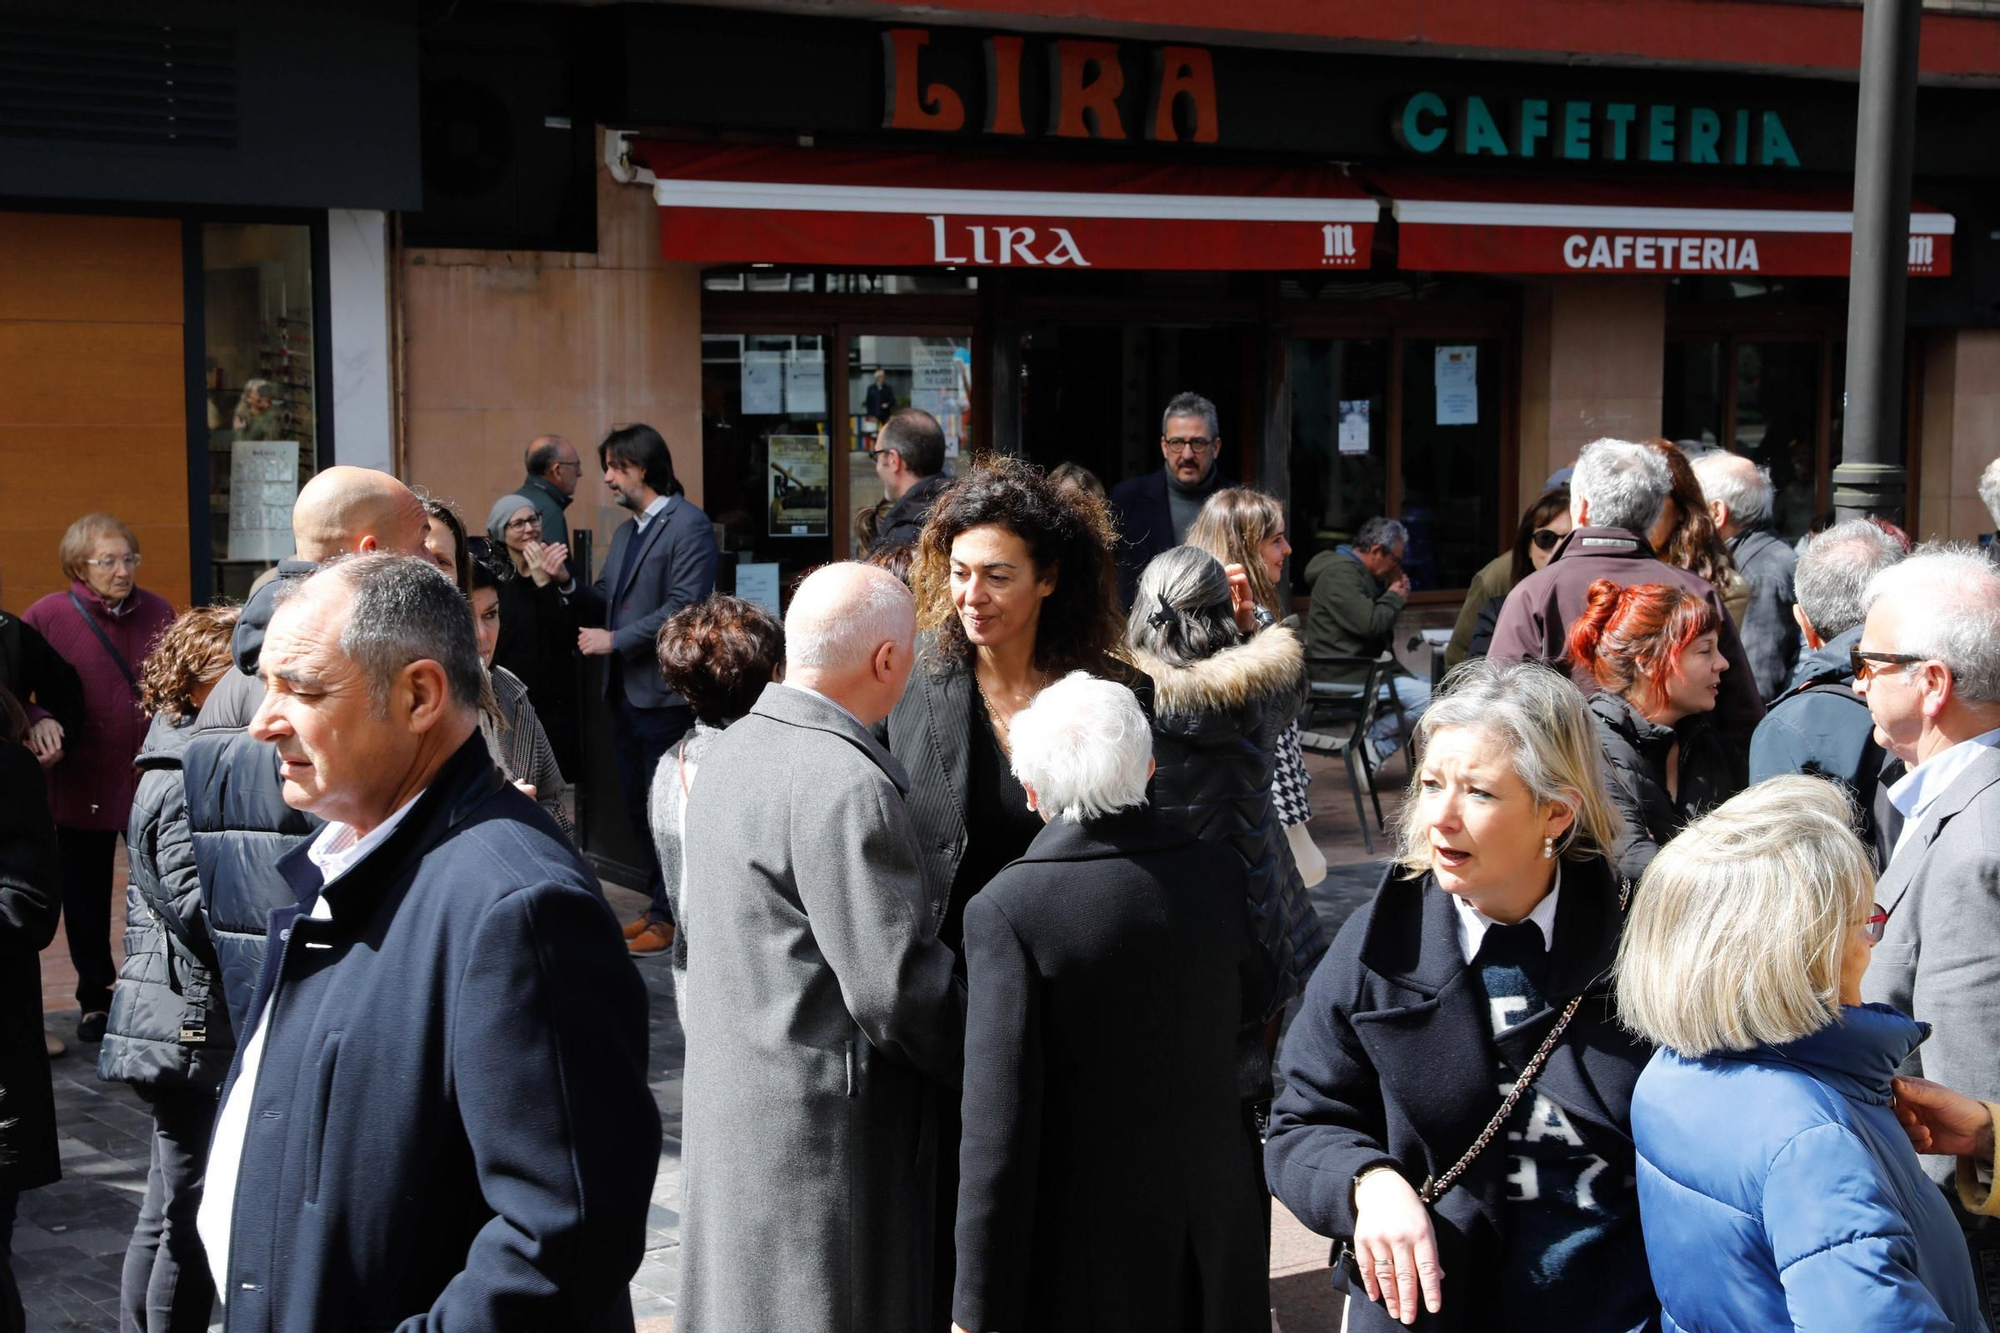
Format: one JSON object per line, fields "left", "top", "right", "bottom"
{"left": 1693, "top": 451, "right": 1798, "bottom": 702}
{"left": 676, "top": 562, "right": 965, "bottom": 1333}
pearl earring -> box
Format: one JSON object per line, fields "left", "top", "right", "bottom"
{"left": 1541, "top": 836, "right": 1555, "bottom": 860}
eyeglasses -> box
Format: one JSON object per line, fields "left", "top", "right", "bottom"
{"left": 1849, "top": 648, "right": 1926, "bottom": 682}
{"left": 1530, "top": 528, "right": 1564, "bottom": 551}
{"left": 1164, "top": 437, "right": 1217, "bottom": 455}
{"left": 84, "top": 554, "right": 141, "bottom": 572}
{"left": 504, "top": 517, "right": 543, "bottom": 533}
{"left": 1862, "top": 903, "right": 1889, "bottom": 944}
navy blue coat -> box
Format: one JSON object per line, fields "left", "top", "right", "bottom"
{"left": 1634, "top": 1004, "right": 1982, "bottom": 1332}
{"left": 209, "top": 733, "right": 659, "bottom": 1332}
{"left": 565, "top": 496, "right": 718, "bottom": 710}
{"left": 1108, "top": 468, "right": 1218, "bottom": 609}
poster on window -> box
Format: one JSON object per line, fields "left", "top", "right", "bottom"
{"left": 911, "top": 344, "right": 971, "bottom": 456}
{"left": 741, "top": 351, "right": 785, "bottom": 416}
{"left": 228, "top": 440, "right": 299, "bottom": 560}
{"left": 1338, "top": 400, "right": 1371, "bottom": 454}
{"left": 768, "top": 433, "right": 830, "bottom": 537}
{"left": 785, "top": 349, "right": 827, "bottom": 416}
{"left": 1434, "top": 345, "right": 1479, "bottom": 426}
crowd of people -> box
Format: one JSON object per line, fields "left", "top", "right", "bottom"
{"left": 6, "top": 399, "right": 2000, "bottom": 1333}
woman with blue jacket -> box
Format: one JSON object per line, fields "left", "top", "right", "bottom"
{"left": 1616, "top": 775, "right": 1982, "bottom": 1332}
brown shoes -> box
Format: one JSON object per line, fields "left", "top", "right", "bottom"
{"left": 628, "top": 920, "right": 675, "bottom": 956}
{"left": 622, "top": 914, "right": 649, "bottom": 941}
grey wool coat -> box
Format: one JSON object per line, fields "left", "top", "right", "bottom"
{"left": 675, "top": 682, "right": 966, "bottom": 1333}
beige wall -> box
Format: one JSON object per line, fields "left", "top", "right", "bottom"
{"left": 1915, "top": 327, "right": 2000, "bottom": 543}
{"left": 1516, "top": 277, "right": 1666, "bottom": 503}
{"left": 400, "top": 137, "right": 703, "bottom": 565}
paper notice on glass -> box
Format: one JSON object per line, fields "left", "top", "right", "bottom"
{"left": 735, "top": 562, "right": 781, "bottom": 614}
{"left": 1337, "top": 400, "right": 1371, "bottom": 454}
{"left": 1434, "top": 345, "right": 1479, "bottom": 426}
{"left": 228, "top": 440, "right": 299, "bottom": 561}
{"left": 785, "top": 349, "right": 827, "bottom": 415}
{"left": 741, "top": 351, "right": 785, "bottom": 416}
{"left": 767, "top": 434, "right": 830, "bottom": 537}
{"left": 912, "top": 344, "right": 956, "bottom": 394}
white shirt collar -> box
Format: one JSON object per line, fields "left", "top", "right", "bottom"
{"left": 1888, "top": 725, "right": 2000, "bottom": 856}
{"left": 633, "top": 492, "right": 673, "bottom": 532}
{"left": 303, "top": 791, "right": 424, "bottom": 918}
{"left": 779, "top": 679, "right": 863, "bottom": 730}
{"left": 1452, "top": 862, "right": 1562, "bottom": 966}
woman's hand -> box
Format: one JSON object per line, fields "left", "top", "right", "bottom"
{"left": 522, "top": 540, "right": 552, "bottom": 585}
{"left": 1353, "top": 1168, "right": 1444, "bottom": 1325}
{"left": 537, "top": 541, "right": 571, "bottom": 585}
{"left": 1222, "top": 562, "right": 1258, "bottom": 633}
{"left": 1894, "top": 1076, "right": 1996, "bottom": 1162}
{"left": 25, "top": 717, "right": 63, "bottom": 767}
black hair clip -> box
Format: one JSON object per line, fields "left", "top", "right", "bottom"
{"left": 1146, "top": 593, "right": 1182, "bottom": 634}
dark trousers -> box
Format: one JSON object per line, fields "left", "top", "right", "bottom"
{"left": 610, "top": 695, "right": 692, "bottom": 920}
{"left": 121, "top": 1087, "right": 217, "bottom": 1333}
{"left": 57, "top": 826, "right": 118, "bottom": 1013}
{"left": 0, "top": 1187, "right": 19, "bottom": 1333}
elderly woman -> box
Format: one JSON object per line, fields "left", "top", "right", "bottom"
{"left": 1127, "top": 545, "right": 1325, "bottom": 1010}
{"left": 1618, "top": 776, "right": 1983, "bottom": 1331}
{"left": 466, "top": 559, "right": 572, "bottom": 838}
{"left": 950, "top": 673, "right": 1270, "bottom": 1333}
{"left": 1267, "top": 658, "right": 1656, "bottom": 1333}
{"left": 484, "top": 493, "right": 579, "bottom": 774}
{"left": 647, "top": 594, "right": 784, "bottom": 1019}
{"left": 22, "top": 513, "right": 175, "bottom": 1044}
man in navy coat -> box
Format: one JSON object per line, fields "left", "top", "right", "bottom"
{"left": 559, "top": 423, "right": 719, "bottom": 954}
{"left": 1108, "top": 391, "right": 1226, "bottom": 608}
{"left": 195, "top": 553, "right": 658, "bottom": 1332}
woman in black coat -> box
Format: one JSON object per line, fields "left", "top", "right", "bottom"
{"left": 1266, "top": 659, "right": 1658, "bottom": 1333}
{"left": 1565, "top": 578, "right": 1745, "bottom": 883}
{"left": 484, "top": 494, "right": 581, "bottom": 775}
{"left": 951, "top": 674, "right": 1272, "bottom": 1333}
{"left": 0, "top": 684, "right": 61, "bottom": 1333}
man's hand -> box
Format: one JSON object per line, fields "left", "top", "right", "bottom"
{"left": 578, "top": 628, "right": 615, "bottom": 656}
{"left": 1894, "top": 1076, "right": 1996, "bottom": 1162}
{"left": 1388, "top": 571, "right": 1411, "bottom": 598}
{"left": 1353, "top": 1168, "right": 1444, "bottom": 1326}
{"left": 26, "top": 717, "right": 63, "bottom": 768}
{"left": 1222, "top": 562, "right": 1258, "bottom": 633}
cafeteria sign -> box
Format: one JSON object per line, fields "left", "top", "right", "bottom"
{"left": 1392, "top": 92, "right": 1800, "bottom": 169}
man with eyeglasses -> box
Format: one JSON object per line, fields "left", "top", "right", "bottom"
{"left": 1108, "top": 391, "right": 1227, "bottom": 607}
{"left": 868, "top": 409, "right": 951, "bottom": 555}
{"left": 1854, "top": 544, "right": 2000, "bottom": 1314}
{"left": 519, "top": 434, "right": 583, "bottom": 551}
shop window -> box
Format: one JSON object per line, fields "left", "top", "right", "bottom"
{"left": 845, "top": 333, "right": 971, "bottom": 553}
{"left": 702, "top": 268, "right": 979, "bottom": 295}
{"left": 1400, "top": 337, "right": 1505, "bottom": 593}
{"left": 700, "top": 333, "right": 835, "bottom": 605}
{"left": 1289, "top": 337, "right": 1389, "bottom": 594}
{"left": 199, "top": 222, "right": 317, "bottom": 599}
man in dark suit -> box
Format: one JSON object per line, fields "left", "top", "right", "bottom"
{"left": 194, "top": 553, "right": 658, "bottom": 1331}
{"left": 559, "top": 424, "right": 719, "bottom": 955}
{"left": 1108, "top": 391, "right": 1226, "bottom": 607}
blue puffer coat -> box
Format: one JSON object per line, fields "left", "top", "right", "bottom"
{"left": 1632, "top": 1003, "right": 1982, "bottom": 1332}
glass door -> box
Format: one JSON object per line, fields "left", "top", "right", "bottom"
{"left": 844, "top": 330, "right": 975, "bottom": 555}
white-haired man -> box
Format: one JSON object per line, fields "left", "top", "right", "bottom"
{"left": 1488, "top": 437, "right": 1764, "bottom": 736}
{"left": 1692, "top": 451, "right": 1797, "bottom": 701}
{"left": 1857, "top": 547, "right": 2000, "bottom": 1250}
{"left": 676, "top": 562, "right": 964, "bottom": 1333}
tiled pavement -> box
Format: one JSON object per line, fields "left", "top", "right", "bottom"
{"left": 23, "top": 750, "right": 1405, "bottom": 1333}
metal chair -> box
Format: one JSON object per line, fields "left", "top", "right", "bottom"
{"left": 1296, "top": 653, "right": 1393, "bottom": 852}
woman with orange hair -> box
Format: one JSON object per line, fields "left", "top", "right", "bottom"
{"left": 1567, "top": 578, "right": 1745, "bottom": 881}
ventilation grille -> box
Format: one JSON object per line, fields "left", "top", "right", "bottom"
{"left": 0, "top": 15, "right": 237, "bottom": 149}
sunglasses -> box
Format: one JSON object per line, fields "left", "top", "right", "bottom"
{"left": 1849, "top": 648, "right": 1925, "bottom": 682}
{"left": 1863, "top": 903, "right": 1888, "bottom": 945}
{"left": 1530, "top": 528, "right": 1564, "bottom": 551}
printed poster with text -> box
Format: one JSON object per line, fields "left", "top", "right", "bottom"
{"left": 768, "top": 434, "right": 830, "bottom": 537}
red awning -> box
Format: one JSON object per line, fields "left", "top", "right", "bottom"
{"left": 629, "top": 140, "right": 1379, "bottom": 271}
{"left": 1378, "top": 173, "right": 1954, "bottom": 277}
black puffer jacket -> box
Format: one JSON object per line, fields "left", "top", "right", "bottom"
{"left": 0, "top": 742, "right": 60, "bottom": 1193}
{"left": 99, "top": 713, "right": 235, "bottom": 1091}
{"left": 1134, "top": 624, "right": 1326, "bottom": 1010}
{"left": 1588, "top": 690, "right": 1745, "bottom": 883}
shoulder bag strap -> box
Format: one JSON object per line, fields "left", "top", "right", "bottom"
{"left": 69, "top": 591, "right": 140, "bottom": 698}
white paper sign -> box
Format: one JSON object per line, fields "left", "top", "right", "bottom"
{"left": 735, "top": 561, "right": 781, "bottom": 614}
{"left": 785, "top": 349, "right": 827, "bottom": 415}
{"left": 741, "top": 351, "right": 785, "bottom": 416}
{"left": 1338, "top": 400, "right": 1371, "bottom": 454}
{"left": 912, "top": 345, "right": 968, "bottom": 456}
{"left": 1435, "top": 345, "right": 1479, "bottom": 426}
{"left": 228, "top": 440, "right": 299, "bottom": 561}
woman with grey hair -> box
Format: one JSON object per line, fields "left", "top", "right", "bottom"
{"left": 483, "top": 493, "right": 580, "bottom": 773}
{"left": 950, "top": 673, "right": 1270, "bottom": 1333}
{"left": 1267, "top": 658, "right": 1657, "bottom": 1333}
{"left": 1126, "top": 545, "right": 1325, "bottom": 1010}
{"left": 1618, "top": 776, "right": 1982, "bottom": 1331}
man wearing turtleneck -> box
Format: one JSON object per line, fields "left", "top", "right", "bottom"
{"left": 1109, "top": 391, "right": 1225, "bottom": 607}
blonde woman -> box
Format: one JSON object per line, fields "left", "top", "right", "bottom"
{"left": 1617, "top": 776, "right": 1981, "bottom": 1331}
{"left": 1186, "top": 488, "right": 1323, "bottom": 885}
{"left": 1266, "top": 658, "right": 1656, "bottom": 1333}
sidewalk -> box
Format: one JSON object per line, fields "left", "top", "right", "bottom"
{"left": 24, "top": 750, "right": 1402, "bottom": 1333}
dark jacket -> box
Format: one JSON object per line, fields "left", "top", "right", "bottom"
{"left": 870, "top": 471, "right": 951, "bottom": 554}
{"left": 1133, "top": 626, "right": 1327, "bottom": 1009}
{"left": 565, "top": 496, "right": 719, "bottom": 710}
{"left": 1749, "top": 625, "right": 1903, "bottom": 867}
{"left": 1444, "top": 553, "right": 1511, "bottom": 671}
{"left": 1109, "top": 468, "right": 1219, "bottom": 608}
{"left": 0, "top": 607, "right": 84, "bottom": 735}
{"left": 885, "top": 655, "right": 977, "bottom": 930}
{"left": 211, "top": 733, "right": 659, "bottom": 1333}
{"left": 1304, "top": 547, "right": 1407, "bottom": 687}
{"left": 1586, "top": 691, "right": 1744, "bottom": 885}
{"left": 492, "top": 568, "right": 579, "bottom": 772}
{"left": 518, "top": 472, "right": 572, "bottom": 550}
{"left": 1486, "top": 527, "right": 1765, "bottom": 741}
{"left": 953, "top": 808, "right": 1271, "bottom": 1333}
{"left": 1635, "top": 1005, "right": 1982, "bottom": 1332}
{"left": 23, "top": 582, "right": 175, "bottom": 830}
{"left": 1266, "top": 856, "right": 1656, "bottom": 1333}
{"left": 1726, "top": 525, "right": 1800, "bottom": 703}
{"left": 100, "top": 713, "right": 234, "bottom": 1092}
{"left": 0, "top": 742, "right": 60, "bottom": 1192}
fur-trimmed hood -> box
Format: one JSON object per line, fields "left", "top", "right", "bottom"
{"left": 1132, "top": 624, "right": 1304, "bottom": 718}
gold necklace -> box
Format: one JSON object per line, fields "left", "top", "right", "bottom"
{"left": 973, "top": 666, "right": 1049, "bottom": 752}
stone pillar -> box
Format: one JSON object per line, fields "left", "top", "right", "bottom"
{"left": 1517, "top": 276, "right": 1666, "bottom": 502}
